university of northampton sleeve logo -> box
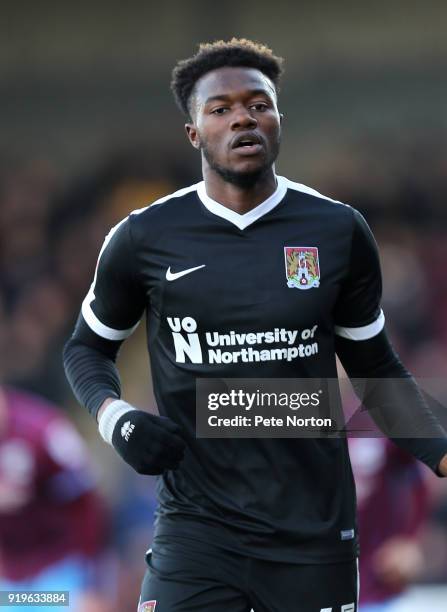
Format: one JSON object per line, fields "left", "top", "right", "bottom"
{"left": 139, "top": 601, "right": 157, "bottom": 612}
{"left": 284, "top": 247, "right": 320, "bottom": 289}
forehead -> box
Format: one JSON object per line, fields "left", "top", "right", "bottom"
{"left": 194, "top": 66, "right": 276, "bottom": 104}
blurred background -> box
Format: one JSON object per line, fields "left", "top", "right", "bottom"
{"left": 0, "top": 1, "right": 446, "bottom": 610}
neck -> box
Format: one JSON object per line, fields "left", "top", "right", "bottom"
{"left": 202, "top": 164, "right": 277, "bottom": 215}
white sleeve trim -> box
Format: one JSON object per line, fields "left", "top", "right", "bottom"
{"left": 81, "top": 184, "right": 200, "bottom": 342}
{"left": 81, "top": 215, "right": 141, "bottom": 341}
{"left": 335, "top": 310, "right": 385, "bottom": 341}
{"left": 81, "top": 291, "right": 140, "bottom": 341}
{"left": 98, "top": 400, "right": 136, "bottom": 445}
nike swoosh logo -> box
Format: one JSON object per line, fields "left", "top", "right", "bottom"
{"left": 166, "top": 265, "right": 206, "bottom": 281}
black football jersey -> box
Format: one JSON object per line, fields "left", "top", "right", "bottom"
{"left": 81, "top": 176, "right": 385, "bottom": 562}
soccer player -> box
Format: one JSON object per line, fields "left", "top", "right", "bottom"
{"left": 349, "top": 438, "right": 428, "bottom": 611}
{"left": 63, "top": 39, "right": 447, "bottom": 612}
{"left": 0, "top": 386, "right": 110, "bottom": 612}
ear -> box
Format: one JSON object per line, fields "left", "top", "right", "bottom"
{"left": 185, "top": 123, "right": 201, "bottom": 150}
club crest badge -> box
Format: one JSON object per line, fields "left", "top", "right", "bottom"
{"left": 139, "top": 601, "right": 157, "bottom": 612}
{"left": 284, "top": 246, "right": 320, "bottom": 289}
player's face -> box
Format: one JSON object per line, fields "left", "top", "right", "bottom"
{"left": 186, "top": 67, "right": 282, "bottom": 186}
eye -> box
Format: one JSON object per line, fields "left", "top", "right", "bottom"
{"left": 250, "top": 103, "right": 268, "bottom": 112}
{"left": 211, "top": 107, "right": 228, "bottom": 115}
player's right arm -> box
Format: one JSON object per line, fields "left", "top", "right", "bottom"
{"left": 334, "top": 209, "right": 447, "bottom": 475}
{"left": 63, "top": 216, "right": 185, "bottom": 475}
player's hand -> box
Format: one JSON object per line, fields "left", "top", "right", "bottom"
{"left": 112, "top": 410, "right": 186, "bottom": 474}
{"left": 437, "top": 452, "right": 447, "bottom": 476}
{"left": 99, "top": 400, "right": 186, "bottom": 474}
{"left": 372, "top": 537, "right": 424, "bottom": 587}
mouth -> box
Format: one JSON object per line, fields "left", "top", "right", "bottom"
{"left": 231, "top": 132, "right": 264, "bottom": 156}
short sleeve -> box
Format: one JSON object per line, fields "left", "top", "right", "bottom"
{"left": 81, "top": 217, "right": 146, "bottom": 340}
{"left": 334, "top": 209, "right": 385, "bottom": 341}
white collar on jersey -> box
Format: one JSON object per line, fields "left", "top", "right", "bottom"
{"left": 196, "top": 175, "right": 288, "bottom": 230}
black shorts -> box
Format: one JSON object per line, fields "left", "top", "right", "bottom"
{"left": 138, "top": 535, "right": 358, "bottom": 612}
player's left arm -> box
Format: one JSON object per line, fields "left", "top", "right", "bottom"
{"left": 334, "top": 209, "right": 447, "bottom": 476}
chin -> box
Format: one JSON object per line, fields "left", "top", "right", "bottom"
{"left": 225, "top": 169, "right": 266, "bottom": 188}
{"left": 216, "top": 161, "right": 271, "bottom": 188}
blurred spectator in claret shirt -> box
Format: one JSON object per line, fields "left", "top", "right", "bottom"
{"left": 349, "top": 438, "right": 429, "bottom": 612}
{"left": 0, "top": 386, "right": 113, "bottom": 611}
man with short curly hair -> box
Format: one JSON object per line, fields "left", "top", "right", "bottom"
{"left": 64, "top": 38, "right": 447, "bottom": 611}
{"left": 171, "top": 38, "right": 284, "bottom": 194}
{"left": 171, "top": 38, "right": 284, "bottom": 117}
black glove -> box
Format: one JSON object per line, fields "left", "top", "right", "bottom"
{"left": 111, "top": 410, "right": 186, "bottom": 475}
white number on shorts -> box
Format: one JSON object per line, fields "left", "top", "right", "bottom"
{"left": 320, "top": 604, "right": 355, "bottom": 612}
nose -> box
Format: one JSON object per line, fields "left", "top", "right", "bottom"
{"left": 230, "top": 106, "right": 257, "bottom": 130}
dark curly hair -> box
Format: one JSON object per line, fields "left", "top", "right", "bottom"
{"left": 171, "top": 38, "right": 284, "bottom": 118}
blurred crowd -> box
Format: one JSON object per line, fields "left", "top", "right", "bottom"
{"left": 0, "top": 137, "right": 446, "bottom": 609}
{"left": 0, "top": 149, "right": 195, "bottom": 402}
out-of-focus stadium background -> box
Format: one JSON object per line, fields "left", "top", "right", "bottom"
{"left": 0, "top": 1, "right": 446, "bottom": 609}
